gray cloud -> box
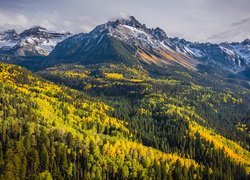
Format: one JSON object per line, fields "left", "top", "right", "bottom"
{"left": 207, "top": 17, "right": 250, "bottom": 42}
{"left": 0, "top": 0, "right": 249, "bottom": 43}
{"left": 231, "top": 17, "right": 250, "bottom": 27}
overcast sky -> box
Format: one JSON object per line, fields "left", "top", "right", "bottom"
{"left": 0, "top": 0, "right": 249, "bottom": 43}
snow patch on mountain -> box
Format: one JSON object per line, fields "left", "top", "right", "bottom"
{"left": 230, "top": 43, "right": 250, "bottom": 64}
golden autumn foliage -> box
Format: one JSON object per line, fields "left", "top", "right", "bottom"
{"left": 0, "top": 63, "right": 208, "bottom": 179}
{"left": 104, "top": 73, "right": 124, "bottom": 80}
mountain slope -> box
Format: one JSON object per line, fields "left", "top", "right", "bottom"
{"left": 46, "top": 33, "right": 139, "bottom": 66}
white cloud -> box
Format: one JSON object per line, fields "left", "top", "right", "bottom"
{"left": 0, "top": 11, "right": 28, "bottom": 31}
{"left": 118, "top": 12, "right": 130, "bottom": 19}
{"left": 0, "top": 10, "right": 56, "bottom": 33}
{"left": 0, "top": 10, "right": 97, "bottom": 33}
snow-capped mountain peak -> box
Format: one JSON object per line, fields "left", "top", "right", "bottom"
{"left": 91, "top": 16, "right": 167, "bottom": 41}
{"left": 0, "top": 27, "right": 72, "bottom": 56}
{"left": 166, "top": 36, "right": 250, "bottom": 72}
{"left": 87, "top": 16, "right": 171, "bottom": 53}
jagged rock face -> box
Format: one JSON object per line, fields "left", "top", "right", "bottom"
{"left": 150, "top": 27, "right": 168, "bottom": 41}
{"left": 0, "top": 26, "right": 71, "bottom": 56}
{"left": 91, "top": 16, "right": 168, "bottom": 45}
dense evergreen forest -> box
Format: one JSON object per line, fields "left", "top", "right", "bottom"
{"left": 0, "top": 62, "right": 250, "bottom": 179}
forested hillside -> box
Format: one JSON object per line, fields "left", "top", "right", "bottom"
{"left": 38, "top": 63, "right": 250, "bottom": 179}
{"left": 0, "top": 59, "right": 249, "bottom": 179}
{"left": 0, "top": 63, "right": 209, "bottom": 179}
{"left": 0, "top": 61, "right": 249, "bottom": 179}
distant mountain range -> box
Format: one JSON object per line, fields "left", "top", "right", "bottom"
{"left": 0, "top": 26, "right": 71, "bottom": 56}
{"left": 0, "top": 16, "right": 250, "bottom": 79}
